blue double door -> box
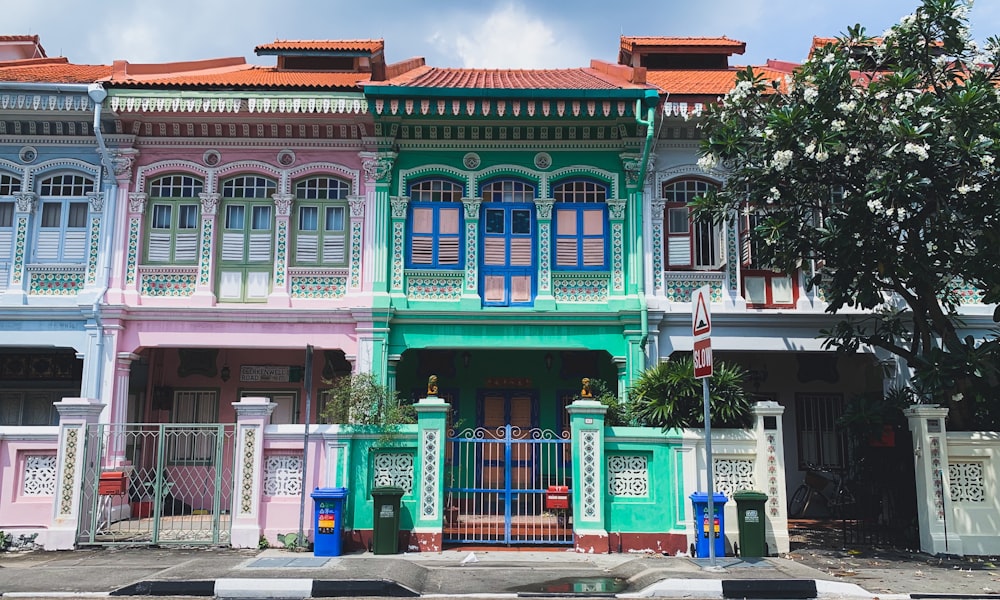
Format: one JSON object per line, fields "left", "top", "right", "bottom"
{"left": 481, "top": 204, "right": 535, "bottom": 306}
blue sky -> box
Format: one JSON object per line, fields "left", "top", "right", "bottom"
{"left": 7, "top": 0, "right": 1000, "bottom": 69}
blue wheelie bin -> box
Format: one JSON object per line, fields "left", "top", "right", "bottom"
{"left": 690, "top": 492, "right": 728, "bottom": 558}
{"left": 311, "top": 487, "right": 348, "bottom": 556}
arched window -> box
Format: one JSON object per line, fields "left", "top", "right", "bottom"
{"left": 479, "top": 179, "right": 535, "bottom": 305}
{"left": 0, "top": 173, "right": 20, "bottom": 288}
{"left": 218, "top": 176, "right": 277, "bottom": 302}
{"left": 552, "top": 179, "right": 608, "bottom": 270}
{"left": 34, "top": 173, "right": 94, "bottom": 263}
{"left": 293, "top": 176, "right": 350, "bottom": 266}
{"left": 662, "top": 178, "right": 722, "bottom": 269}
{"left": 146, "top": 174, "right": 203, "bottom": 264}
{"left": 407, "top": 178, "right": 464, "bottom": 269}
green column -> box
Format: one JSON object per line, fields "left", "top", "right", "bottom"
{"left": 362, "top": 152, "right": 396, "bottom": 303}
{"left": 389, "top": 196, "right": 409, "bottom": 297}
{"left": 568, "top": 398, "right": 607, "bottom": 541}
{"left": 414, "top": 394, "right": 449, "bottom": 549}
{"left": 607, "top": 198, "right": 627, "bottom": 296}
{"left": 459, "top": 197, "right": 482, "bottom": 309}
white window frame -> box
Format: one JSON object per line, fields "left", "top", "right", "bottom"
{"left": 662, "top": 178, "right": 724, "bottom": 270}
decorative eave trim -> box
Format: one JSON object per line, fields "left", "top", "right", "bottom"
{"left": 368, "top": 96, "right": 640, "bottom": 119}
{"left": 108, "top": 91, "right": 368, "bottom": 115}
{"left": 0, "top": 92, "right": 94, "bottom": 112}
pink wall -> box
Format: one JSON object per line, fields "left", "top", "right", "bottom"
{"left": 0, "top": 432, "right": 59, "bottom": 532}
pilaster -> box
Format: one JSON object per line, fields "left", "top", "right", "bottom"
{"left": 190, "top": 192, "right": 220, "bottom": 306}
{"left": 413, "top": 395, "right": 449, "bottom": 552}
{"left": 459, "top": 197, "right": 482, "bottom": 309}
{"left": 45, "top": 397, "right": 106, "bottom": 550}
{"left": 533, "top": 198, "right": 555, "bottom": 310}
{"left": 388, "top": 196, "right": 409, "bottom": 296}
{"left": 122, "top": 192, "right": 146, "bottom": 304}
{"left": 568, "top": 398, "right": 607, "bottom": 551}
{"left": 752, "top": 401, "right": 789, "bottom": 554}
{"left": 1, "top": 191, "right": 35, "bottom": 305}
{"left": 347, "top": 195, "right": 366, "bottom": 293}
{"left": 607, "top": 198, "right": 627, "bottom": 295}
{"left": 648, "top": 199, "right": 666, "bottom": 297}
{"left": 905, "top": 404, "right": 962, "bottom": 555}
{"left": 268, "top": 193, "right": 292, "bottom": 306}
{"left": 230, "top": 396, "right": 277, "bottom": 548}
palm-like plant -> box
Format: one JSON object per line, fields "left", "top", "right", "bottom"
{"left": 629, "top": 356, "right": 753, "bottom": 430}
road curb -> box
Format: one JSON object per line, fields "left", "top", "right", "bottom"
{"left": 105, "top": 578, "right": 419, "bottom": 598}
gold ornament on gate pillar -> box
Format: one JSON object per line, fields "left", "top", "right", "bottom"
{"left": 428, "top": 374, "right": 439, "bottom": 397}
{"left": 580, "top": 378, "right": 593, "bottom": 398}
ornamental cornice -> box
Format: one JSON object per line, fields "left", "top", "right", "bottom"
{"left": 347, "top": 195, "right": 366, "bottom": 219}
{"left": 13, "top": 192, "right": 36, "bottom": 213}
{"left": 361, "top": 152, "right": 396, "bottom": 183}
{"left": 461, "top": 197, "right": 483, "bottom": 220}
{"left": 272, "top": 194, "right": 293, "bottom": 217}
{"left": 107, "top": 148, "right": 139, "bottom": 182}
{"left": 607, "top": 198, "right": 627, "bottom": 220}
{"left": 0, "top": 92, "right": 93, "bottom": 112}
{"left": 86, "top": 192, "right": 105, "bottom": 213}
{"left": 109, "top": 92, "right": 368, "bottom": 115}
{"left": 199, "top": 193, "right": 221, "bottom": 216}
{"left": 128, "top": 193, "right": 147, "bottom": 214}
{"left": 533, "top": 197, "right": 555, "bottom": 220}
{"left": 389, "top": 196, "right": 409, "bottom": 219}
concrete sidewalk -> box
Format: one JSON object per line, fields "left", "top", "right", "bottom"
{"left": 0, "top": 546, "right": 882, "bottom": 599}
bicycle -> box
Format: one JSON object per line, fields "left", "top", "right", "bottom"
{"left": 788, "top": 466, "right": 857, "bottom": 518}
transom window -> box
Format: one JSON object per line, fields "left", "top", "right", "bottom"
{"left": 0, "top": 173, "right": 21, "bottom": 196}
{"left": 663, "top": 178, "right": 723, "bottom": 269}
{"left": 34, "top": 173, "right": 94, "bottom": 263}
{"left": 482, "top": 179, "right": 535, "bottom": 203}
{"left": 146, "top": 175, "right": 204, "bottom": 264}
{"left": 553, "top": 179, "right": 608, "bottom": 270}
{"left": 222, "top": 176, "right": 276, "bottom": 199}
{"left": 293, "top": 177, "right": 349, "bottom": 266}
{"left": 407, "top": 178, "right": 464, "bottom": 269}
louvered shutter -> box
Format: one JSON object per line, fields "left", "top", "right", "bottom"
{"left": 0, "top": 230, "right": 13, "bottom": 289}
{"left": 35, "top": 230, "right": 61, "bottom": 261}
{"left": 411, "top": 238, "right": 433, "bottom": 264}
{"left": 437, "top": 207, "right": 460, "bottom": 265}
{"left": 322, "top": 237, "right": 345, "bottom": 263}
{"left": 509, "top": 238, "right": 532, "bottom": 266}
{"left": 410, "top": 207, "right": 433, "bottom": 265}
{"left": 248, "top": 233, "right": 271, "bottom": 262}
{"left": 582, "top": 209, "right": 604, "bottom": 267}
{"left": 296, "top": 235, "right": 318, "bottom": 263}
{"left": 147, "top": 232, "right": 172, "bottom": 262}
{"left": 555, "top": 209, "right": 577, "bottom": 266}
{"left": 62, "top": 230, "right": 87, "bottom": 262}
{"left": 741, "top": 212, "right": 753, "bottom": 266}
{"left": 222, "top": 233, "right": 244, "bottom": 262}
{"left": 174, "top": 233, "right": 198, "bottom": 262}
{"left": 666, "top": 206, "right": 691, "bottom": 267}
{"left": 483, "top": 237, "right": 506, "bottom": 265}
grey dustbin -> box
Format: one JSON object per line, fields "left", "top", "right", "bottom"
{"left": 733, "top": 490, "right": 769, "bottom": 557}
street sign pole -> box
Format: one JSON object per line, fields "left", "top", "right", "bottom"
{"left": 692, "top": 286, "right": 716, "bottom": 566}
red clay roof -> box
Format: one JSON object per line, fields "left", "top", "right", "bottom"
{"left": 113, "top": 66, "right": 368, "bottom": 89}
{"left": 0, "top": 58, "right": 111, "bottom": 83}
{"left": 373, "top": 66, "right": 645, "bottom": 90}
{"left": 646, "top": 66, "right": 788, "bottom": 96}
{"left": 254, "top": 39, "right": 384, "bottom": 54}
{"left": 621, "top": 36, "right": 746, "bottom": 54}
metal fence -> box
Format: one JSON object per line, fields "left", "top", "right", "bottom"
{"left": 78, "top": 423, "right": 236, "bottom": 546}
{"left": 444, "top": 425, "right": 572, "bottom": 545}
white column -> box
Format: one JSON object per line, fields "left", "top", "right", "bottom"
{"left": 905, "top": 404, "right": 962, "bottom": 555}
{"left": 269, "top": 194, "right": 292, "bottom": 307}
{"left": 45, "top": 397, "right": 106, "bottom": 550}
{"left": 752, "top": 400, "right": 789, "bottom": 554}
{"left": 230, "top": 396, "right": 276, "bottom": 548}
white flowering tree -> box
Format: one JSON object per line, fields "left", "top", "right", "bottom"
{"left": 696, "top": 0, "right": 1000, "bottom": 429}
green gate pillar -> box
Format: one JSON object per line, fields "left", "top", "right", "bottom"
{"left": 414, "top": 393, "right": 449, "bottom": 551}
{"left": 568, "top": 397, "right": 607, "bottom": 551}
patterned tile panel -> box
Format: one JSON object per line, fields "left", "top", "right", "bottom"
{"left": 407, "top": 275, "right": 463, "bottom": 300}
{"left": 663, "top": 275, "right": 725, "bottom": 303}
{"left": 553, "top": 276, "right": 609, "bottom": 302}
{"left": 28, "top": 270, "right": 84, "bottom": 295}
{"left": 290, "top": 275, "right": 347, "bottom": 298}
{"left": 86, "top": 216, "right": 101, "bottom": 285}
{"left": 141, "top": 272, "right": 197, "bottom": 297}
{"left": 126, "top": 217, "right": 140, "bottom": 285}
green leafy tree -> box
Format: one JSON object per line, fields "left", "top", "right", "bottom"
{"left": 629, "top": 356, "right": 753, "bottom": 430}
{"left": 319, "top": 373, "right": 415, "bottom": 427}
{"left": 696, "top": 0, "right": 1000, "bottom": 429}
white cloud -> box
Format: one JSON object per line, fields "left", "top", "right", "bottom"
{"left": 429, "top": 2, "right": 588, "bottom": 68}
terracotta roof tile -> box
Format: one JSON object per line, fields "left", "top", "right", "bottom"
{"left": 646, "top": 67, "right": 788, "bottom": 96}
{"left": 112, "top": 66, "right": 367, "bottom": 89}
{"left": 255, "top": 39, "right": 384, "bottom": 54}
{"left": 0, "top": 61, "right": 111, "bottom": 83}
{"left": 115, "top": 66, "right": 369, "bottom": 89}
{"left": 374, "top": 66, "right": 643, "bottom": 90}
{"left": 621, "top": 36, "right": 746, "bottom": 54}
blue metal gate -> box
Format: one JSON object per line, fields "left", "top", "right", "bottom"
{"left": 444, "top": 425, "right": 572, "bottom": 545}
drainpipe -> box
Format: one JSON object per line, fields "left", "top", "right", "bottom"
{"left": 86, "top": 83, "right": 118, "bottom": 405}
{"left": 633, "top": 91, "right": 658, "bottom": 373}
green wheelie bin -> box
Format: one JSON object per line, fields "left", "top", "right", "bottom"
{"left": 733, "top": 490, "right": 769, "bottom": 557}
{"left": 371, "top": 485, "right": 404, "bottom": 554}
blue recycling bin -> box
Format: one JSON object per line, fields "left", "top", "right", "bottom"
{"left": 311, "top": 487, "right": 348, "bottom": 557}
{"left": 690, "top": 492, "right": 728, "bottom": 558}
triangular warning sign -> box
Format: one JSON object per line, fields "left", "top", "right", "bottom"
{"left": 693, "top": 289, "right": 711, "bottom": 338}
